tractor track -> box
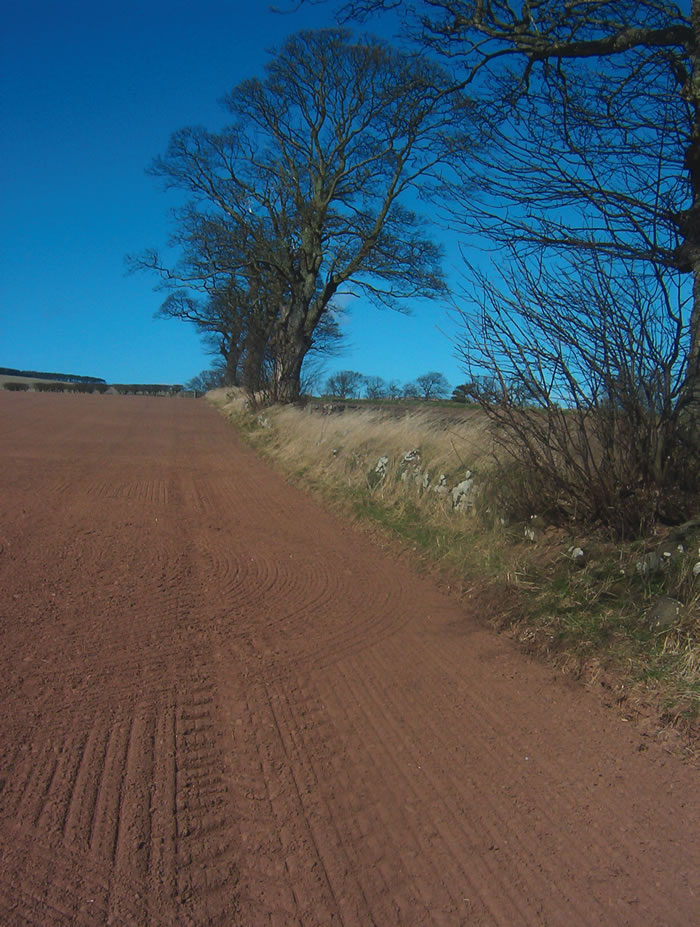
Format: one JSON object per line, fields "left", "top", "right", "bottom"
{"left": 0, "top": 392, "right": 697, "bottom": 925}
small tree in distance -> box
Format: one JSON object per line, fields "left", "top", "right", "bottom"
{"left": 325, "top": 370, "right": 365, "bottom": 400}
{"left": 185, "top": 368, "right": 227, "bottom": 392}
{"left": 364, "top": 376, "right": 388, "bottom": 399}
{"left": 415, "top": 371, "right": 450, "bottom": 400}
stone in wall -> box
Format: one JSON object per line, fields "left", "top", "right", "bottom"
{"left": 452, "top": 471, "right": 476, "bottom": 512}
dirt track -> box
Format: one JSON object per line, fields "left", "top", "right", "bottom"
{"left": 0, "top": 393, "right": 698, "bottom": 926}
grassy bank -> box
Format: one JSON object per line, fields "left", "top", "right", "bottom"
{"left": 209, "top": 388, "right": 700, "bottom": 748}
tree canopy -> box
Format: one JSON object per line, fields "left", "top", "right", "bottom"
{"left": 133, "top": 27, "right": 465, "bottom": 401}
{"left": 319, "top": 2, "right": 700, "bottom": 403}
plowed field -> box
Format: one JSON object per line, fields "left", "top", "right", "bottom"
{"left": 0, "top": 393, "right": 698, "bottom": 926}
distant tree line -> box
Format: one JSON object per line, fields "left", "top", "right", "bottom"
{"left": 33, "top": 382, "right": 110, "bottom": 393}
{"left": 324, "top": 370, "right": 450, "bottom": 401}
{"left": 0, "top": 367, "right": 106, "bottom": 384}
{"left": 111, "top": 384, "right": 184, "bottom": 396}
{"left": 2, "top": 379, "right": 187, "bottom": 396}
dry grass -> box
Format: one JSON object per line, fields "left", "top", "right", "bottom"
{"left": 272, "top": 406, "right": 490, "bottom": 489}
{"left": 211, "top": 387, "right": 491, "bottom": 500}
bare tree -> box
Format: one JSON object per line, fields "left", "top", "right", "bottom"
{"left": 325, "top": 370, "right": 365, "bottom": 399}
{"left": 452, "top": 377, "right": 502, "bottom": 404}
{"left": 134, "top": 28, "right": 463, "bottom": 403}
{"left": 157, "top": 286, "right": 247, "bottom": 387}
{"left": 135, "top": 210, "right": 286, "bottom": 391}
{"left": 363, "top": 375, "right": 388, "bottom": 399}
{"left": 415, "top": 370, "right": 450, "bottom": 399}
{"left": 317, "top": 1, "right": 700, "bottom": 419}
{"left": 185, "top": 368, "right": 227, "bottom": 393}
{"left": 299, "top": 355, "right": 328, "bottom": 398}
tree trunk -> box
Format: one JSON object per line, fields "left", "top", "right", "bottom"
{"left": 680, "top": 3, "right": 700, "bottom": 433}
{"left": 274, "top": 331, "right": 311, "bottom": 403}
{"left": 687, "top": 272, "right": 700, "bottom": 418}
{"left": 225, "top": 343, "right": 242, "bottom": 386}
{"left": 242, "top": 335, "right": 266, "bottom": 393}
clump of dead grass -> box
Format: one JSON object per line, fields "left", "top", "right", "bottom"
{"left": 211, "top": 386, "right": 492, "bottom": 508}
{"left": 271, "top": 403, "right": 490, "bottom": 483}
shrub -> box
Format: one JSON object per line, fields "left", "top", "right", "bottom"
{"left": 34, "top": 382, "right": 65, "bottom": 392}
{"left": 3, "top": 382, "right": 29, "bottom": 391}
{"left": 456, "top": 251, "right": 700, "bottom": 537}
{"left": 111, "top": 384, "right": 177, "bottom": 395}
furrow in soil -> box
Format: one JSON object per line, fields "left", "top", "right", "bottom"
{"left": 1, "top": 393, "right": 698, "bottom": 927}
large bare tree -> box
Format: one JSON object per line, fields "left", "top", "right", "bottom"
{"left": 316, "top": 2, "right": 700, "bottom": 410}
{"left": 135, "top": 28, "right": 463, "bottom": 402}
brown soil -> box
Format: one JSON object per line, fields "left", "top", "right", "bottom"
{"left": 0, "top": 392, "right": 698, "bottom": 926}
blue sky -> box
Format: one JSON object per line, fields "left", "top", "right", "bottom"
{"left": 1, "top": 0, "right": 468, "bottom": 390}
